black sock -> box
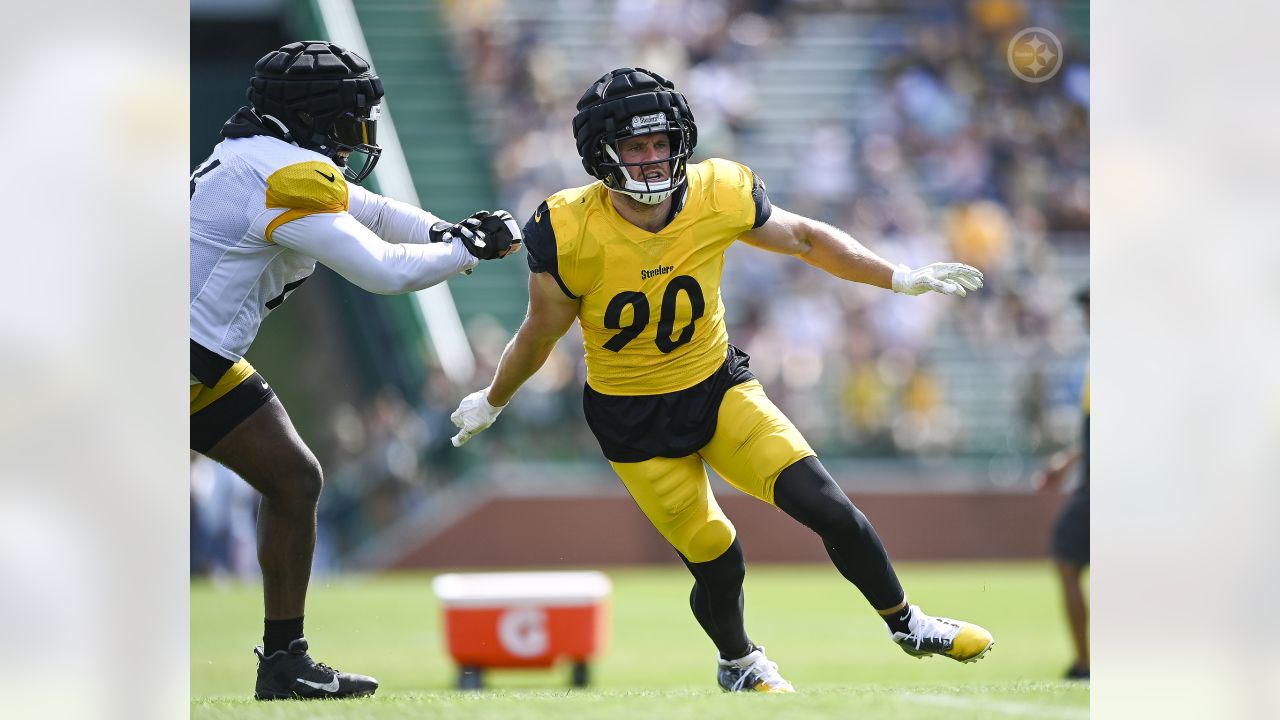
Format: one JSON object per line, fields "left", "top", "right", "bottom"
{"left": 264, "top": 616, "right": 304, "bottom": 655}
{"left": 679, "top": 539, "right": 753, "bottom": 660}
{"left": 883, "top": 604, "right": 913, "bottom": 635}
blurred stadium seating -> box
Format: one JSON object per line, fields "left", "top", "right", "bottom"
{"left": 191, "top": 0, "right": 1088, "bottom": 572}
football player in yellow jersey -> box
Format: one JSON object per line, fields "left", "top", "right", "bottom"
{"left": 451, "top": 68, "right": 992, "bottom": 692}
{"left": 191, "top": 42, "right": 521, "bottom": 700}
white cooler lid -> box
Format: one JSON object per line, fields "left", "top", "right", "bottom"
{"left": 432, "top": 571, "right": 612, "bottom": 606}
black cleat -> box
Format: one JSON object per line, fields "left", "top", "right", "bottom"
{"left": 253, "top": 637, "right": 378, "bottom": 700}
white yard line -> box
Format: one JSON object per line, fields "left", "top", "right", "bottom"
{"left": 899, "top": 693, "right": 1089, "bottom": 719}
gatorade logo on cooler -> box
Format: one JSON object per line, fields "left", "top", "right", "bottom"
{"left": 497, "top": 606, "right": 549, "bottom": 657}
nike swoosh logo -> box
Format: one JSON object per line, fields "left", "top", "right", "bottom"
{"left": 315, "top": 169, "right": 336, "bottom": 182}
{"left": 296, "top": 676, "right": 340, "bottom": 692}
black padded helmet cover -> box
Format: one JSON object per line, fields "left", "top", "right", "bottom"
{"left": 247, "top": 41, "right": 384, "bottom": 155}
{"left": 572, "top": 67, "right": 698, "bottom": 193}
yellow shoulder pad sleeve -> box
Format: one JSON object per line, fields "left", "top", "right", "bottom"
{"left": 264, "top": 161, "right": 350, "bottom": 243}
{"left": 698, "top": 158, "right": 756, "bottom": 229}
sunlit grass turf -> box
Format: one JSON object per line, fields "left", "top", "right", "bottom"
{"left": 192, "top": 562, "right": 1088, "bottom": 718}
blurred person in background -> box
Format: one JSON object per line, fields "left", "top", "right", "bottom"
{"left": 450, "top": 67, "right": 993, "bottom": 693}
{"left": 189, "top": 40, "right": 522, "bottom": 700}
{"left": 1033, "top": 285, "right": 1089, "bottom": 680}
{"left": 190, "top": 452, "right": 261, "bottom": 579}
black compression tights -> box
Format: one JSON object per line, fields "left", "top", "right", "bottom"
{"left": 678, "top": 457, "right": 905, "bottom": 658}
{"left": 773, "top": 456, "right": 906, "bottom": 611}
{"left": 680, "top": 538, "right": 752, "bottom": 659}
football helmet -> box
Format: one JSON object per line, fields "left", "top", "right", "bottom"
{"left": 248, "top": 41, "right": 385, "bottom": 184}
{"left": 572, "top": 67, "right": 698, "bottom": 204}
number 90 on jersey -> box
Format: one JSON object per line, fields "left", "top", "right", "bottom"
{"left": 603, "top": 275, "right": 705, "bottom": 353}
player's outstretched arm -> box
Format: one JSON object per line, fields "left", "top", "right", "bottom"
{"left": 271, "top": 211, "right": 479, "bottom": 294}
{"left": 346, "top": 183, "right": 445, "bottom": 244}
{"left": 348, "top": 185, "right": 525, "bottom": 259}
{"left": 450, "top": 271, "right": 580, "bottom": 446}
{"left": 740, "top": 206, "right": 983, "bottom": 297}
{"left": 272, "top": 208, "right": 521, "bottom": 295}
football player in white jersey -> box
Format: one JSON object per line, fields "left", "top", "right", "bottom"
{"left": 189, "top": 41, "right": 522, "bottom": 700}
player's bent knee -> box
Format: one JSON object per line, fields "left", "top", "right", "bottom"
{"left": 681, "top": 518, "right": 735, "bottom": 564}
{"left": 831, "top": 503, "right": 870, "bottom": 538}
{"left": 260, "top": 448, "right": 324, "bottom": 508}
{"left": 774, "top": 456, "right": 867, "bottom": 535}
{"left": 296, "top": 459, "right": 324, "bottom": 507}
{"left": 289, "top": 451, "right": 324, "bottom": 506}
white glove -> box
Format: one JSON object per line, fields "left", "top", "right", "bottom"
{"left": 450, "top": 387, "right": 506, "bottom": 447}
{"left": 891, "top": 263, "right": 984, "bottom": 297}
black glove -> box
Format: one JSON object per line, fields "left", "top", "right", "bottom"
{"left": 429, "top": 210, "right": 522, "bottom": 260}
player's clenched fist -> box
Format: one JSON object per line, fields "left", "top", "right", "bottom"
{"left": 472, "top": 210, "right": 523, "bottom": 259}
{"left": 891, "top": 262, "right": 984, "bottom": 297}
{"left": 430, "top": 210, "right": 522, "bottom": 260}
{"left": 450, "top": 387, "right": 506, "bottom": 447}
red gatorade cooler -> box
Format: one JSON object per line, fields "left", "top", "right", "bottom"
{"left": 431, "top": 571, "right": 612, "bottom": 689}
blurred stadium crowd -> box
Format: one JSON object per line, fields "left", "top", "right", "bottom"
{"left": 193, "top": 0, "right": 1089, "bottom": 575}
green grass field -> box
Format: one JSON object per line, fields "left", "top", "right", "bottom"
{"left": 192, "top": 562, "right": 1088, "bottom": 719}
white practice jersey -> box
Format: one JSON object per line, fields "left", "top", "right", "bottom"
{"left": 190, "top": 134, "right": 478, "bottom": 376}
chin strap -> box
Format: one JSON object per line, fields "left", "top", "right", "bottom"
{"left": 609, "top": 186, "right": 678, "bottom": 205}
{"left": 607, "top": 184, "right": 680, "bottom": 205}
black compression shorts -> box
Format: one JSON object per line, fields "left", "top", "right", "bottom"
{"left": 1050, "top": 484, "right": 1089, "bottom": 566}
{"left": 190, "top": 371, "right": 275, "bottom": 454}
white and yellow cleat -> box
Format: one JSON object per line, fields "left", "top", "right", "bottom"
{"left": 891, "top": 605, "right": 994, "bottom": 663}
{"left": 717, "top": 645, "right": 796, "bottom": 693}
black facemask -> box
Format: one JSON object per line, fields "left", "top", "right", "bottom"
{"left": 328, "top": 105, "right": 382, "bottom": 184}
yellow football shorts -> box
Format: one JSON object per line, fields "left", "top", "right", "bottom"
{"left": 190, "top": 357, "right": 257, "bottom": 414}
{"left": 190, "top": 357, "right": 276, "bottom": 453}
{"left": 609, "top": 380, "right": 814, "bottom": 563}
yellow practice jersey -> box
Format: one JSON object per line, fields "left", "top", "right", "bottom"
{"left": 523, "top": 158, "right": 771, "bottom": 395}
